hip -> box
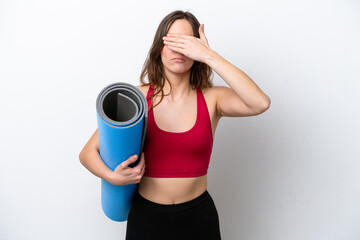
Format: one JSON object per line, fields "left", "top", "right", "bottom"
{"left": 126, "top": 188, "right": 221, "bottom": 240}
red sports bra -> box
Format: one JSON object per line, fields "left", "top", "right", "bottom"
{"left": 143, "top": 84, "right": 214, "bottom": 178}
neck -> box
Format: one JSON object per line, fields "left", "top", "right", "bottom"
{"left": 162, "top": 68, "right": 192, "bottom": 100}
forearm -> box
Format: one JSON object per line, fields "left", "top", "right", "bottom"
{"left": 79, "top": 148, "right": 113, "bottom": 183}
{"left": 205, "top": 49, "right": 270, "bottom": 107}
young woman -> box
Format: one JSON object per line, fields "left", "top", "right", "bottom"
{"left": 79, "top": 10, "right": 270, "bottom": 240}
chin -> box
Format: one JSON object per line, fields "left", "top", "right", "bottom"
{"left": 167, "top": 65, "right": 192, "bottom": 74}
{"left": 171, "top": 68, "right": 189, "bottom": 74}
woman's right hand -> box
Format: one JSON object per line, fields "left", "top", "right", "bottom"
{"left": 109, "top": 152, "right": 146, "bottom": 186}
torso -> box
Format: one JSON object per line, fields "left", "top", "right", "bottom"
{"left": 136, "top": 84, "right": 221, "bottom": 204}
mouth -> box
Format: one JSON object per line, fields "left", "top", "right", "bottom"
{"left": 172, "top": 58, "right": 185, "bottom": 62}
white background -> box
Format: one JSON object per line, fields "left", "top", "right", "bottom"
{"left": 0, "top": 0, "right": 359, "bottom": 239}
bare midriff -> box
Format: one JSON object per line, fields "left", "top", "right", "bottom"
{"left": 137, "top": 175, "right": 207, "bottom": 204}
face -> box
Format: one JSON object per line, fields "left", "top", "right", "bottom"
{"left": 161, "top": 19, "right": 195, "bottom": 75}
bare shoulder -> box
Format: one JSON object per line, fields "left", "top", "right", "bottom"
{"left": 201, "top": 85, "right": 255, "bottom": 118}
{"left": 200, "top": 86, "right": 226, "bottom": 115}
{"left": 201, "top": 85, "right": 230, "bottom": 98}
{"left": 135, "top": 84, "right": 150, "bottom": 98}
{"left": 199, "top": 86, "right": 222, "bottom": 121}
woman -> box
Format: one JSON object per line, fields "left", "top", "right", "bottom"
{"left": 79, "top": 10, "right": 270, "bottom": 240}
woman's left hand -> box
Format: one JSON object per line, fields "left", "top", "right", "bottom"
{"left": 162, "top": 24, "right": 212, "bottom": 63}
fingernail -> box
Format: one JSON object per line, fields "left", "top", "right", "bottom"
{"left": 133, "top": 155, "right": 138, "bottom": 159}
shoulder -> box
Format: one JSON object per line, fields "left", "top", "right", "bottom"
{"left": 200, "top": 85, "right": 235, "bottom": 105}
{"left": 200, "top": 85, "right": 237, "bottom": 118}
{"left": 201, "top": 85, "right": 229, "bottom": 96}
{"left": 200, "top": 85, "right": 227, "bottom": 103}
{"left": 199, "top": 85, "right": 224, "bottom": 119}
{"left": 135, "top": 84, "right": 150, "bottom": 98}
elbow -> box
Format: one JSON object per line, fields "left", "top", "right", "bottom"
{"left": 79, "top": 151, "right": 83, "bottom": 164}
{"left": 262, "top": 98, "right": 271, "bottom": 110}
{"left": 79, "top": 150, "right": 85, "bottom": 164}
{"left": 254, "top": 98, "right": 271, "bottom": 115}
{"left": 261, "top": 94, "right": 271, "bottom": 110}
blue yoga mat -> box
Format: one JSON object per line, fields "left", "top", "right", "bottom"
{"left": 96, "top": 82, "right": 148, "bottom": 222}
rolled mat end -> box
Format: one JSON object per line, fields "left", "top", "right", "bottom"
{"left": 96, "top": 82, "right": 148, "bottom": 222}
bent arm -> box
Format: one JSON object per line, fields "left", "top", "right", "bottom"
{"left": 205, "top": 49, "right": 271, "bottom": 117}
{"left": 79, "top": 129, "right": 113, "bottom": 183}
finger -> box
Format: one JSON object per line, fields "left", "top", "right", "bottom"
{"left": 140, "top": 152, "right": 145, "bottom": 164}
{"left": 164, "top": 40, "right": 185, "bottom": 49}
{"left": 134, "top": 163, "right": 145, "bottom": 176}
{"left": 140, "top": 167, "right": 145, "bottom": 177}
{"left": 166, "top": 44, "right": 184, "bottom": 53}
{"left": 199, "top": 24, "right": 209, "bottom": 47}
{"left": 166, "top": 33, "right": 192, "bottom": 40}
{"left": 133, "top": 153, "right": 145, "bottom": 171}
{"left": 163, "top": 36, "right": 187, "bottom": 45}
{"left": 136, "top": 153, "right": 145, "bottom": 170}
{"left": 120, "top": 154, "right": 138, "bottom": 168}
{"left": 140, "top": 165, "right": 145, "bottom": 176}
{"left": 139, "top": 165, "right": 145, "bottom": 174}
{"left": 199, "top": 24, "right": 208, "bottom": 43}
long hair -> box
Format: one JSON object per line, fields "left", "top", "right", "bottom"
{"left": 139, "top": 10, "right": 214, "bottom": 112}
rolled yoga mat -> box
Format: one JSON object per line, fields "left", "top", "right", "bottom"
{"left": 96, "top": 82, "right": 148, "bottom": 222}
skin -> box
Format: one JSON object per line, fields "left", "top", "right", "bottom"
{"left": 136, "top": 19, "right": 218, "bottom": 204}
{"left": 79, "top": 19, "right": 271, "bottom": 205}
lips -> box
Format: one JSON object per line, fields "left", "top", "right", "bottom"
{"left": 172, "top": 58, "right": 185, "bottom": 62}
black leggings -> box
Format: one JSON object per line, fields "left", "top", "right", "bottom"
{"left": 125, "top": 188, "right": 222, "bottom": 240}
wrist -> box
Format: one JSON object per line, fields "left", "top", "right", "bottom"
{"left": 104, "top": 169, "right": 114, "bottom": 184}
{"left": 204, "top": 49, "right": 221, "bottom": 67}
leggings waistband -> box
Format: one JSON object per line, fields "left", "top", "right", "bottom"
{"left": 132, "top": 189, "right": 210, "bottom": 213}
